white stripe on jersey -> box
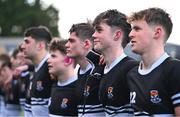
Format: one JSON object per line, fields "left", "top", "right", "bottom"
{"left": 172, "top": 100, "right": 180, "bottom": 105}
{"left": 134, "top": 112, "right": 174, "bottom": 117}
{"left": 24, "top": 103, "right": 32, "bottom": 112}
{"left": 78, "top": 106, "right": 104, "bottom": 112}
{"left": 31, "top": 97, "right": 49, "bottom": 105}
{"left": 134, "top": 111, "right": 149, "bottom": 116}
{"left": 20, "top": 98, "right": 26, "bottom": 106}
{"left": 171, "top": 93, "right": 180, "bottom": 105}
{"left": 171, "top": 93, "right": 180, "bottom": 99}
{"left": 77, "top": 104, "right": 105, "bottom": 116}
{"left": 78, "top": 104, "right": 103, "bottom": 108}
{"left": 105, "top": 104, "right": 133, "bottom": 116}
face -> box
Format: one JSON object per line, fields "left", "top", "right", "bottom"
{"left": 21, "top": 36, "right": 38, "bottom": 60}
{"left": 129, "top": 20, "right": 154, "bottom": 55}
{"left": 11, "top": 51, "right": 25, "bottom": 68}
{"left": 47, "top": 50, "right": 66, "bottom": 76}
{"left": 65, "top": 32, "right": 85, "bottom": 58}
{"left": 92, "top": 23, "right": 114, "bottom": 53}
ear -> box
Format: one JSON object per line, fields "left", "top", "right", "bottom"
{"left": 84, "top": 39, "right": 92, "bottom": 49}
{"left": 37, "top": 41, "right": 44, "bottom": 50}
{"left": 154, "top": 26, "right": 163, "bottom": 40}
{"left": 64, "top": 57, "right": 74, "bottom": 66}
{"left": 114, "top": 30, "right": 122, "bottom": 41}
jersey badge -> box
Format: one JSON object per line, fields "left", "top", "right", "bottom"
{"left": 61, "top": 98, "right": 68, "bottom": 109}
{"left": 84, "top": 85, "right": 90, "bottom": 97}
{"left": 36, "top": 80, "right": 44, "bottom": 91}
{"left": 150, "top": 90, "right": 162, "bottom": 103}
{"left": 107, "top": 87, "right": 114, "bottom": 99}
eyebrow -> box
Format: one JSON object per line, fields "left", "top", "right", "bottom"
{"left": 24, "top": 37, "right": 28, "bottom": 40}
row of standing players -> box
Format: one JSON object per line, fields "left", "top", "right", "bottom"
{"left": 0, "top": 8, "right": 180, "bottom": 117}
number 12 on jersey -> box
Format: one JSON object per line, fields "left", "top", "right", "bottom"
{"left": 130, "top": 91, "right": 136, "bottom": 104}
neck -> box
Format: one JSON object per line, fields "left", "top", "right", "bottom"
{"left": 76, "top": 57, "right": 89, "bottom": 70}
{"left": 34, "top": 50, "right": 48, "bottom": 66}
{"left": 57, "top": 69, "right": 75, "bottom": 83}
{"left": 141, "top": 46, "right": 164, "bottom": 69}
{"left": 102, "top": 47, "right": 123, "bottom": 67}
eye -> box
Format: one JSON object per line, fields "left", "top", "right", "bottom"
{"left": 51, "top": 54, "right": 56, "bottom": 58}
{"left": 95, "top": 26, "right": 103, "bottom": 32}
{"left": 25, "top": 40, "right": 30, "bottom": 44}
{"left": 132, "top": 26, "right": 141, "bottom": 31}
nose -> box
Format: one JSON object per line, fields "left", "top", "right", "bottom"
{"left": 47, "top": 57, "right": 51, "bottom": 64}
{"left": 92, "top": 31, "right": 97, "bottom": 40}
{"left": 129, "top": 30, "right": 134, "bottom": 40}
{"left": 21, "top": 42, "right": 26, "bottom": 50}
{"left": 65, "top": 41, "right": 69, "bottom": 48}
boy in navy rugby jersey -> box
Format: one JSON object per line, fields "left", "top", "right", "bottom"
{"left": 65, "top": 22, "right": 105, "bottom": 116}
{"left": 92, "top": 9, "right": 138, "bottom": 116}
{"left": 21, "top": 26, "right": 54, "bottom": 116}
{"left": 127, "top": 7, "right": 180, "bottom": 116}
{"left": 48, "top": 39, "right": 78, "bottom": 116}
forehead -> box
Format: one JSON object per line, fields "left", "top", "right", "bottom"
{"left": 50, "top": 50, "right": 65, "bottom": 57}
{"left": 95, "top": 23, "right": 111, "bottom": 30}
{"left": 68, "top": 32, "right": 81, "bottom": 41}
{"left": 24, "top": 36, "right": 35, "bottom": 42}
{"left": 131, "top": 20, "right": 147, "bottom": 27}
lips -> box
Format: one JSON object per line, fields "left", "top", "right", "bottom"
{"left": 66, "top": 49, "right": 71, "bottom": 53}
{"left": 94, "top": 40, "right": 100, "bottom": 45}
{"left": 48, "top": 64, "right": 53, "bottom": 69}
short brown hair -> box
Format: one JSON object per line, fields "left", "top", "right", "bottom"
{"left": 128, "top": 7, "right": 173, "bottom": 42}
{"left": 49, "top": 39, "right": 67, "bottom": 55}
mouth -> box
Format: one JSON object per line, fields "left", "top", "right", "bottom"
{"left": 94, "top": 40, "right": 100, "bottom": 45}
{"left": 66, "top": 49, "right": 71, "bottom": 53}
{"left": 130, "top": 40, "right": 136, "bottom": 46}
{"left": 48, "top": 64, "right": 53, "bottom": 69}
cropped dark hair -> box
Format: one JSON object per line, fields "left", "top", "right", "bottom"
{"left": 69, "top": 22, "right": 94, "bottom": 42}
{"left": 93, "top": 9, "right": 131, "bottom": 48}
{"left": 24, "top": 26, "right": 52, "bottom": 44}
{"left": 128, "top": 7, "right": 173, "bottom": 42}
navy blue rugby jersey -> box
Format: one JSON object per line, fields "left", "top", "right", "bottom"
{"left": 127, "top": 57, "right": 180, "bottom": 116}
{"left": 48, "top": 80, "right": 78, "bottom": 116}
{"left": 31, "top": 61, "right": 54, "bottom": 105}
{"left": 77, "top": 50, "right": 105, "bottom": 116}
{"left": 99, "top": 56, "right": 138, "bottom": 116}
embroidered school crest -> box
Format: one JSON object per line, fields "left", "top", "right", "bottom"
{"left": 61, "top": 98, "right": 68, "bottom": 109}
{"left": 107, "top": 87, "right": 113, "bottom": 99}
{"left": 36, "top": 80, "right": 44, "bottom": 91}
{"left": 150, "top": 90, "right": 162, "bottom": 103}
{"left": 84, "top": 85, "right": 90, "bottom": 97}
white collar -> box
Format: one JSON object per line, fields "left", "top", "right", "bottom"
{"left": 138, "top": 53, "right": 169, "bottom": 75}
{"left": 57, "top": 75, "right": 78, "bottom": 86}
{"left": 104, "top": 53, "right": 127, "bottom": 74}
{"left": 79, "top": 62, "right": 93, "bottom": 74}
{"left": 35, "top": 53, "right": 50, "bottom": 72}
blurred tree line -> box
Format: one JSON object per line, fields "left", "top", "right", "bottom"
{"left": 0, "top": 0, "right": 59, "bottom": 37}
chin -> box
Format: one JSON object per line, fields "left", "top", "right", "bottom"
{"left": 48, "top": 70, "right": 54, "bottom": 74}
{"left": 94, "top": 47, "right": 101, "bottom": 53}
